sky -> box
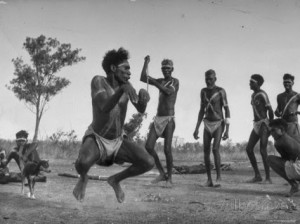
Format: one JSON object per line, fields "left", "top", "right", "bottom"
{"left": 0, "top": 0, "right": 300, "bottom": 144}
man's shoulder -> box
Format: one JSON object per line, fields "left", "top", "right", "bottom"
{"left": 172, "top": 77, "right": 179, "bottom": 83}
{"left": 277, "top": 92, "right": 286, "bottom": 98}
{"left": 91, "top": 75, "right": 106, "bottom": 84}
{"left": 258, "top": 89, "right": 269, "bottom": 96}
{"left": 91, "top": 76, "right": 108, "bottom": 95}
{"left": 215, "top": 86, "right": 226, "bottom": 92}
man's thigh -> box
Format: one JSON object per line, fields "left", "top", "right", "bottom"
{"left": 145, "top": 124, "right": 159, "bottom": 149}
{"left": 163, "top": 120, "right": 175, "bottom": 146}
{"left": 247, "top": 130, "right": 260, "bottom": 150}
{"left": 211, "top": 124, "right": 224, "bottom": 149}
{"left": 115, "top": 139, "right": 150, "bottom": 164}
{"left": 259, "top": 123, "right": 269, "bottom": 147}
{"left": 78, "top": 137, "right": 101, "bottom": 165}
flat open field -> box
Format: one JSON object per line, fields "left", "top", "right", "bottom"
{"left": 1, "top": 159, "right": 300, "bottom": 224}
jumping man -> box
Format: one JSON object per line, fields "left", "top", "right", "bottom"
{"left": 73, "top": 48, "right": 154, "bottom": 203}
{"left": 275, "top": 73, "right": 300, "bottom": 141}
{"left": 193, "top": 69, "right": 230, "bottom": 187}
{"left": 246, "top": 74, "right": 274, "bottom": 184}
{"left": 140, "top": 55, "right": 179, "bottom": 188}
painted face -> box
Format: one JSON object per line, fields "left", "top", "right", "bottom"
{"left": 205, "top": 74, "right": 216, "bottom": 89}
{"left": 16, "top": 139, "right": 27, "bottom": 147}
{"left": 283, "top": 79, "right": 293, "bottom": 91}
{"left": 161, "top": 65, "right": 173, "bottom": 78}
{"left": 249, "top": 80, "right": 258, "bottom": 90}
{"left": 270, "top": 126, "right": 284, "bottom": 140}
{"left": 115, "top": 61, "right": 131, "bottom": 84}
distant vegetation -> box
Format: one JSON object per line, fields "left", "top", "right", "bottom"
{"left": 0, "top": 132, "right": 277, "bottom": 163}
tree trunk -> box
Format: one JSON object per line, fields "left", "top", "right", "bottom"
{"left": 33, "top": 101, "right": 41, "bottom": 142}
{"left": 33, "top": 114, "right": 41, "bottom": 142}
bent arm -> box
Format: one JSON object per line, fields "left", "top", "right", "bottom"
{"left": 95, "top": 88, "right": 124, "bottom": 113}
{"left": 132, "top": 89, "right": 150, "bottom": 113}
{"left": 140, "top": 56, "right": 150, "bottom": 83}
{"left": 92, "top": 76, "right": 125, "bottom": 113}
{"left": 267, "top": 105, "right": 274, "bottom": 121}
{"left": 274, "top": 96, "right": 281, "bottom": 117}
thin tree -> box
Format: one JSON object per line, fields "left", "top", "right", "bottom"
{"left": 6, "top": 35, "right": 86, "bottom": 141}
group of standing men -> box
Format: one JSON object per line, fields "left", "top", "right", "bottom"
{"left": 72, "top": 47, "right": 300, "bottom": 203}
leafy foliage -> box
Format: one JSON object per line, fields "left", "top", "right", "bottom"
{"left": 6, "top": 35, "right": 86, "bottom": 140}
{"left": 123, "top": 113, "right": 147, "bottom": 141}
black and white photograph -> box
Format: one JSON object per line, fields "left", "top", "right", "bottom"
{"left": 1, "top": 0, "right": 300, "bottom": 223}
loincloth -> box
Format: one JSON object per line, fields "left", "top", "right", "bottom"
{"left": 285, "top": 160, "right": 300, "bottom": 181}
{"left": 253, "top": 118, "right": 269, "bottom": 135}
{"left": 82, "top": 125, "right": 123, "bottom": 166}
{"left": 153, "top": 116, "right": 175, "bottom": 137}
{"left": 203, "top": 119, "right": 223, "bottom": 135}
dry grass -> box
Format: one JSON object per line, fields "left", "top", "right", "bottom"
{"left": 0, "top": 138, "right": 276, "bottom": 163}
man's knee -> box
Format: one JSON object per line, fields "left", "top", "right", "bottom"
{"left": 246, "top": 145, "right": 253, "bottom": 154}
{"left": 141, "top": 155, "right": 155, "bottom": 171}
{"left": 266, "top": 155, "right": 276, "bottom": 166}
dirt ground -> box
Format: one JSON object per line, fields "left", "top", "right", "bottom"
{"left": 1, "top": 159, "right": 300, "bottom": 224}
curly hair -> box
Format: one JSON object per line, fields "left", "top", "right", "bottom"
{"left": 269, "top": 119, "right": 288, "bottom": 131}
{"left": 15, "top": 130, "right": 29, "bottom": 139}
{"left": 251, "top": 74, "right": 264, "bottom": 86}
{"left": 102, "top": 47, "right": 129, "bottom": 75}
{"left": 283, "top": 73, "right": 294, "bottom": 82}
{"left": 161, "top": 59, "right": 173, "bottom": 67}
{"left": 205, "top": 69, "right": 216, "bottom": 77}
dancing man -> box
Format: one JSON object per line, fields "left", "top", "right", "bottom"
{"left": 73, "top": 48, "right": 154, "bottom": 203}
{"left": 246, "top": 74, "right": 273, "bottom": 184}
{"left": 193, "top": 69, "right": 230, "bottom": 187}
{"left": 140, "top": 55, "right": 179, "bottom": 188}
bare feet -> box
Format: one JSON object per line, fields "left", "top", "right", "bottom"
{"left": 163, "top": 179, "right": 173, "bottom": 188}
{"left": 285, "top": 183, "right": 299, "bottom": 197}
{"left": 107, "top": 177, "right": 125, "bottom": 203}
{"left": 200, "top": 180, "right": 221, "bottom": 188}
{"left": 245, "top": 176, "right": 262, "bottom": 183}
{"left": 73, "top": 175, "right": 88, "bottom": 202}
{"left": 204, "top": 180, "right": 214, "bottom": 187}
{"left": 261, "top": 178, "right": 272, "bottom": 184}
{"left": 151, "top": 174, "right": 167, "bottom": 184}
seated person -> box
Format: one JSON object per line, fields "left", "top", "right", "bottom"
{"left": 0, "top": 147, "right": 9, "bottom": 176}
{"left": 267, "top": 119, "right": 300, "bottom": 197}
{"left": 5, "top": 130, "right": 39, "bottom": 170}
{"left": 5, "top": 130, "right": 46, "bottom": 182}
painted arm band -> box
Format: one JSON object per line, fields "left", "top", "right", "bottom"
{"left": 224, "top": 118, "right": 230, "bottom": 125}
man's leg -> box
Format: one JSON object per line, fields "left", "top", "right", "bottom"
{"left": 162, "top": 119, "right": 175, "bottom": 187}
{"left": 246, "top": 130, "right": 262, "bottom": 182}
{"left": 145, "top": 125, "right": 166, "bottom": 183}
{"left": 73, "top": 137, "right": 100, "bottom": 201}
{"left": 109, "top": 140, "right": 154, "bottom": 203}
{"left": 203, "top": 129, "right": 213, "bottom": 187}
{"left": 259, "top": 123, "right": 272, "bottom": 183}
{"left": 212, "top": 125, "right": 223, "bottom": 183}
{"left": 267, "top": 155, "right": 298, "bottom": 196}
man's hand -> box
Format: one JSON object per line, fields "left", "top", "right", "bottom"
{"left": 222, "top": 131, "right": 229, "bottom": 140}
{"left": 144, "top": 55, "right": 150, "bottom": 64}
{"left": 121, "top": 82, "right": 138, "bottom": 103}
{"left": 193, "top": 130, "right": 199, "bottom": 140}
{"left": 289, "top": 111, "right": 300, "bottom": 116}
{"left": 138, "top": 89, "right": 150, "bottom": 104}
